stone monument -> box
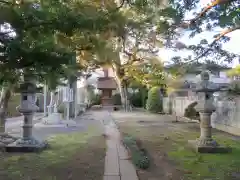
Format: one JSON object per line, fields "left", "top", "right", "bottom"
{"left": 6, "top": 74, "right": 48, "bottom": 152}
{"left": 42, "top": 90, "right": 63, "bottom": 125}
{"left": 63, "top": 86, "right": 77, "bottom": 127}
{"left": 36, "top": 86, "right": 77, "bottom": 127}
{"left": 188, "top": 70, "right": 231, "bottom": 153}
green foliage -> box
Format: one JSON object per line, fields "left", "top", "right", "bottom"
{"left": 184, "top": 102, "right": 200, "bottom": 120}
{"left": 130, "top": 92, "right": 143, "bottom": 107}
{"left": 227, "top": 65, "right": 240, "bottom": 77}
{"left": 127, "top": 62, "right": 166, "bottom": 89}
{"left": 228, "top": 80, "right": 240, "bottom": 95}
{"left": 0, "top": 0, "right": 126, "bottom": 85}
{"left": 112, "top": 93, "right": 122, "bottom": 106}
{"left": 91, "top": 94, "right": 101, "bottom": 105}
{"left": 146, "top": 86, "right": 162, "bottom": 113}
{"left": 122, "top": 135, "right": 150, "bottom": 170}
{"left": 57, "top": 103, "right": 65, "bottom": 114}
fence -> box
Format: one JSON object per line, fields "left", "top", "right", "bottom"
{"left": 163, "top": 95, "right": 240, "bottom": 136}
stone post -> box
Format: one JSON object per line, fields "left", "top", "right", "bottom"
{"left": 6, "top": 74, "right": 48, "bottom": 152}
{"left": 188, "top": 70, "right": 230, "bottom": 153}
{"left": 43, "top": 83, "right": 47, "bottom": 117}
{"left": 69, "top": 76, "right": 77, "bottom": 118}
{"left": 47, "top": 91, "right": 54, "bottom": 115}
{"left": 53, "top": 91, "right": 58, "bottom": 113}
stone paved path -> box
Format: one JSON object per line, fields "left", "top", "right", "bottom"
{"left": 101, "top": 110, "right": 139, "bottom": 180}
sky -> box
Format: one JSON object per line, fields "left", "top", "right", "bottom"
{"left": 159, "top": 0, "right": 240, "bottom": 67}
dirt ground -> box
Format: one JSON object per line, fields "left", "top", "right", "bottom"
{"left": 111, "top": 111, "right": 240, "bottom": 180}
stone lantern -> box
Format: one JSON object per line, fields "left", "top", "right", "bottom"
{"left": 6, "top": 74, "right": 48, "bottom": 152}
{"left": 188, "top": 70, "right": 230, "bottom": 153}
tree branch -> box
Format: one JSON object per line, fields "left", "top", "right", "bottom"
{"left": 193, "top": 25, "right": 240, "bottom": 61}
{"left": 0, "top": 0, "right": 12, "bottom": 4}
{"left": 184, "top": 0, "right": 236, "bottom": 25}
{"left": 115, "top": 0, "right": 126, "bottom": 10}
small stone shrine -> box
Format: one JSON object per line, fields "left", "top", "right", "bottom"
{"left": 188, "top": 70, "right": 231, "bottom": 153}
{"left": 37, "top": 86, "right": 77, "bottom": 127}
{"left": 42, "top": 90, "right": 63, "bottom": 125}
{"left": 6, "top": 74, "right": 48, "bottom": 152}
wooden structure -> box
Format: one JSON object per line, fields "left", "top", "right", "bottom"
{"left": 97, "top": 68, "right": 117, "bottom": 106}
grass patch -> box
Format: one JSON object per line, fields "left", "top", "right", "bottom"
{"left": 117, "top": 121, "right": 240, "bottom": 180}
{"left": 0, "top": 127, "right": 106, "bottom": 180}
{"left": 168, "top": 132, "right": 240, "bottom": 180}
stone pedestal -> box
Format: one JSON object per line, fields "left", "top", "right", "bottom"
{"left": 188, "top": 139, "right": 230, "bottom": 153}
{"left": 42, "top": 103, "right": 63, "bottom": 125}
{"left": 6, "top": 78, "right": 48, "bottom": 152}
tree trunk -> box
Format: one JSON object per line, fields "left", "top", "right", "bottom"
{"left": 113, "top": 75, "right": 131, "bottom": 112}
{"left": 0, "top": 86, "right": 12, "bottom": 134}
{"left": 69, "top": 76, "right": 77, "bottom": 118}
{"left": 123, "top": 84, "right": 131, "bottom": 111}
{"left": 111, "top": 68, "right": 126, "bottom": 111}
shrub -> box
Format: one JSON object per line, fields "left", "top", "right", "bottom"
{"left": 184, "top": 101, "right": 200, "bottom": 120}
{"left": 146, "top": 86, "right": 162, "bottom": 113}
{"left": 57, "top": 103, "right": 65, "bottom": 114}
{"left": 112, "top": 93, "right": 122, "bottom": 105}
{"left": 130, "top": 92, "right": 143, "bottom": 107}
{"left": 92, "top": 94, "right": 101, "bottom": 105}
{"left": 122, "top": 135, "right": 150, "bottom": 169}
{"left": 228, "top": 80, "right": 240, "bottom": 95}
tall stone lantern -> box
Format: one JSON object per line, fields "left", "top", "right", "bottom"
{"left": 188, "top": 70, "right": 230, "bottom": 153}
{"left": 6, "top": 74, "right": 48, "bottom": 152}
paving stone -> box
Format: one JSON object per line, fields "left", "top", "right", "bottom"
{"left": 121, "top": 175, "right": 139, "bottom": 180}
{"left": 120, "top": 160, "right": 138, "bottom": 177}
{"left": 105, "top": 148, "right": 118, "bottom": 161}
{"left": 102, "top": 110, "right": 139, "bottom": 180}
{"left": 106, "top": 139, "right": 117, "bottom": 150}
{"left": 104, "top": 152, "right": 119, "bottom": 176}
{"left": 103, "top": 175, "right": 120, "bottom": 180}
{"left": 118, "top": 143, "right": 129, "bottom": 160}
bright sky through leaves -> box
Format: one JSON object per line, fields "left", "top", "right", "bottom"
{"left": 160, "top": 0, "right": 239, "bottom": 67}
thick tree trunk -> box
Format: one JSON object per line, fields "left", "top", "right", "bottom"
{"left": 113, "top": 74, "right": 131, "bottom": 112}
{"left": 0, "top": 86, "right": 12, "bottom": 134}
{"left": 114, "top": 76, "right": 125, "bottom": 109}
{"left": 123, "top": 84, "right": 131, "bottom": 111}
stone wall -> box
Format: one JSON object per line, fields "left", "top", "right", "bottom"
{"left": 163, "top": 96, "right": 197, "bottom": 117}
{"left": 163, "top": 95, "right": 240, "bottom": 136}
{"left": 212, "top": 97, "right": 240, "bottom": 136}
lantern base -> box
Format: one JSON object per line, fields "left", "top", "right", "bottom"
{"left": 188, "top": 139, "right": 231, "bottom": 153}
{"left": 6, "top": 137, "right": 49, "bottom": 153}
